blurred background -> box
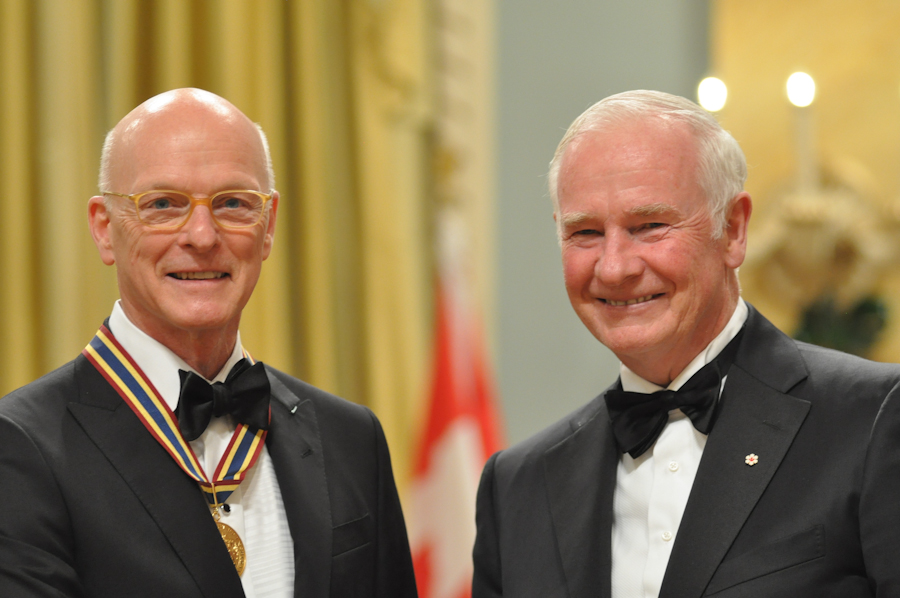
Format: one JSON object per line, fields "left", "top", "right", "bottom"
{"left": 4, "top": 1, "right": 900, "bottom": 596}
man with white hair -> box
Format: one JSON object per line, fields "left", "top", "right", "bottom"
{"left": 0, "top": 88, "right": 417, "bottom": 598}
{"left": 472, "top": 90, "right": 900, "bottom": 597}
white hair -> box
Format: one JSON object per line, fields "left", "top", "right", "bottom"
{"left": 255, "top": 123, "right": 276, "bottom": 192}
{"left": 547, "top": 90, "right": 747, "bottom": 238}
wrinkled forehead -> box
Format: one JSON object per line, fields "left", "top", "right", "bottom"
{"left": 558, "top": 119, "right": 701, "bottom": 193}
{"left": 109, "top": 95, "right": 268, "bottom": 189}
{"left": 569, "top": 115, "right": 697, "bottom": 158}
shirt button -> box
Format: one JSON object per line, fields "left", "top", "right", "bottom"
{"left": 661, "top": 531, "right": 673, "bottom": 542}
{"left": 668, "top": 461, "right": 679, "bottom": 472}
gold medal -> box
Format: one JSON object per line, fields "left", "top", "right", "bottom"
{"left": 212, "top": 503, "right": 246, "bottom": 576}
{"left": 216, "top": 519, "right": 247, "bottom": 575}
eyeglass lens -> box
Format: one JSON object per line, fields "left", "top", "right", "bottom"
{"left": 136, "top": 191, "right": 265, "bottom": 228}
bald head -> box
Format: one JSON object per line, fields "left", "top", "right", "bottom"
{"left": 99, "top": 88, "right": 274, "bottom": 193}
{"left": 87, "top": 88, "right": 280, "bottom": 375}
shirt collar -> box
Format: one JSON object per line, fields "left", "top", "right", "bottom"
{"left": 620, "top": 298, "right": 749, "bottom": 393}
{"left": 108, "top": 300, "right": 246, "bottom": 412}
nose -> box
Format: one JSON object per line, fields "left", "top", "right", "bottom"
{"left": 595, "top": 230, "right": 643, "bottom": 286}
{"left": 178, "top": 204, "right": 219, "bottom": 251}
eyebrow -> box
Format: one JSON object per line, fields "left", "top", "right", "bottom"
{"left": 629, "top": 203, "right": 682, "bottom": 218}
{"left": 559, "top": 212, "right": 593, "bottom": 229}
{"left": 139, "top": 183, "right": 260, "bottom": 193}
{"left": 559, "top": 203, "right": 683, "bottom": 229}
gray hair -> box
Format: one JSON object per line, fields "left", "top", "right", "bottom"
{"left": 98, "top": 123, "right": 276, "bottom": 193}
{"left": 547, "top": 90, "right": 747, "bottom": 238}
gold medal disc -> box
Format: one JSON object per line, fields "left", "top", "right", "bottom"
{"left": 217, "top": 521, "right": 247, "bottom": 576}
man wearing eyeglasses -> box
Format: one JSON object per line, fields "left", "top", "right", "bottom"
{"left": 0, "top": 88, "right": 417, "bottom": 598}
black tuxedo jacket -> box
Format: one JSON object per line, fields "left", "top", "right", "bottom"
{"left": 473, "top": 306, "right": 900, "bottom": 597}
{"left": 0, "top": 352, "right": 417, "bottom": 598}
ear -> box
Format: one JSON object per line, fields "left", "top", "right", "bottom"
{"left": 722, "top": 192, "right": 752, "bottom": 269}
{"left": 261, "top": 191, "right": 279, "bottom": 260}
{"left": 88, "top": 196, "right": 116, "bottom": 266}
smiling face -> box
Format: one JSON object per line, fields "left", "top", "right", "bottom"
{"left": 88, "top": 91, "right": 278, "bottom": 353}
{"left": 555, "top": 118, "right": 749, "bottom": 385}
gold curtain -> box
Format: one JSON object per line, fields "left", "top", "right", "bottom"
{"left": 0, "top": 0, "right": 444, "bottom": 491}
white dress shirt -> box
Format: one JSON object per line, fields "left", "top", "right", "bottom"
{"left": 611, "top": 299, "right": 748, "bottom": 598}
{"left": 109, "top": 301, "right": 295, "bottom": 598}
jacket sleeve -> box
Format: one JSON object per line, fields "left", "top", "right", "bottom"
{"left": 859, "top": 378, "right": 900, "bottom": 594}
{"left": 472, "top": 452, "right": 503, "bottom": 598}
{"left": 372, "top": 412, "right": 419, "bottom": 598}
{"left": 0, "top": 414, "right": 84, "bottom": 597}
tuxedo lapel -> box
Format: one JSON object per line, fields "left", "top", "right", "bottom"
{"left": 659, "top": 307, "right": 811, "bottom": 598}
{"left": 543, "top": 397, "right": 619, "bottom": 598}
{"left": 265, "top": 370, "right": 332, "bottom": 598}
{"left": 67, "top": 355, "right": 245, "bottom": 598}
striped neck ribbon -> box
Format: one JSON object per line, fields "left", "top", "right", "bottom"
{"left": 83, "top": 324, "right": 269, "bottom": 507}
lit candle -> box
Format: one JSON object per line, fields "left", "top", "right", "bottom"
{"left": 698, "top": 77, "right": 727, "bottom": 112}
{"left": 787, "top": 72, "right": 818, "bottom": 193}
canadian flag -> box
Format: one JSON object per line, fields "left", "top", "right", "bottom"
{"left": 408, "top": 207, "right": 504, "bottom": 598}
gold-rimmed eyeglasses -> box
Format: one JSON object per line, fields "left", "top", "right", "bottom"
{"left": 102, "top": 189, "right": 274, "bottom": 229}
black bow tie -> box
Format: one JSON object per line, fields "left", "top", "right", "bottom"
{"left": 604, "top": 331, "right": 743, "bottom": 459}
{"left": 175, "top": 359, "right": 271, "bottom": 441}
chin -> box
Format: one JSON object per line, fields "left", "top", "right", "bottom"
{"left": 596, "top": 327, "right": 667, "bottom": 359}
{"left": 165, "top": 306, "right": 239, "bottom": 332}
